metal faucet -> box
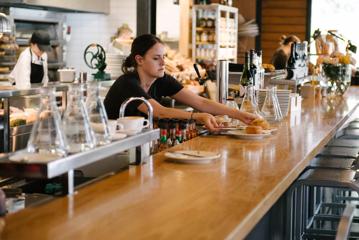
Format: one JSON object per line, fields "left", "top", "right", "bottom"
{"left": 119, "top": 97, "right": 154, "bottom": 165}
{"left": 119, "top": 97, "right": 153, "bottom": 129}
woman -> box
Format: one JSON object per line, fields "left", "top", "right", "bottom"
{"left": 104, "top": 34, "right": 256, "bottom": 131}
{"left": 271, "top": 35, "right": 300, "bottom": 70}
{"left": 9, "top": 30, "right": 50, "bottom": 89}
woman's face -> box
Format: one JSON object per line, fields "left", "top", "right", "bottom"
{"left": 136, "top": 42, "right": 165, "bottom": 78}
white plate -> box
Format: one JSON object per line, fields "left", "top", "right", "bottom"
{"left": 220, "top": 125, "right": 246, "bottom": 131}
{"left": 110, "top": 133, "right": 127, "bottom": 141}
{"left": 164, "top": 150, "right": 221, "bottom": 164}
{"left": 226, "top": 130, "right": 271, "bottom": 139}
{"left": 9, "top": 152, "right": 60, "bottom": 163}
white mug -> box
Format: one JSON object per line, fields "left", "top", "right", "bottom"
{"left": 117, "top": 116, "right": 149, "bottom": 134}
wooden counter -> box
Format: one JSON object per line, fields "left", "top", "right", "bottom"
{"left": 2, "top": 87, "right": 359, "bottom": 239}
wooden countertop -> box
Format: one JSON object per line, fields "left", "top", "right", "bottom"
{"left": 2, "top": 87, "right": 359, "bottom": 239}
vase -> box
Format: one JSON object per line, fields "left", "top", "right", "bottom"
{"left": 323, "top": 63, "right": 351, "bottom": 96}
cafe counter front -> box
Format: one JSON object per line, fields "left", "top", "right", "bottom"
{"left": 2, "top": 87, "right": 359, "bottom": 239}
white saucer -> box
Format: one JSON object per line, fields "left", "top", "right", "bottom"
{"left": 117, "top": 129, "right": 142, "bottom": 136}
{"left": 226, "top": 130, "right": 271, "bottom": 140}
{"left": 9, "top": 152, "right": 60, "bottom": 163}
{"left": 110, "top": 132, "right": 127, "bottom": 141}
{"left": 164, "top": 150, "right": 221, "bottom": 164}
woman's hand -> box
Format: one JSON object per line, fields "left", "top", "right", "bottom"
{"left": 236, "top": 111, "right": 258, "bottom": 125}
{"left": 193, "top": 112, "right": 220, "bottom": 131}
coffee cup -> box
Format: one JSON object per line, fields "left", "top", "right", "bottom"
{"left": 117, "top": 116, "right": 149, "bottom": 135}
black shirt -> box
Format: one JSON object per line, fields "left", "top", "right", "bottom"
{"left": 104, "top": 72, "right": 183, "bottom": 119}
{"left": 271, "top": 49, "right": 288, "bottom": 70}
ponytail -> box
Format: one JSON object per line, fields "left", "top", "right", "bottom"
{"left": 122, "top": 54, "right": 135, "bottom": 74}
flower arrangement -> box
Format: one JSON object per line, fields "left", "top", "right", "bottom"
{"left": 322, "top": 61, "right": 351, "bottom": 95}
{"left": 312, "top": 29, "right": 356, "bottom": 95}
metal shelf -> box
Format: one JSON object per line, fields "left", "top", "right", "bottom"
{"left": 0, "top": 128, "right": 159, "bottom": 194}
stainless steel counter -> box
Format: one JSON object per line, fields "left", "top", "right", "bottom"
{"left": 0, "top": 129, "right": 160, "bottom": 194}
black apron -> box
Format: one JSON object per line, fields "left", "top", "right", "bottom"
{"left": 29, "top": 49, "right": 44, "bottom": 84}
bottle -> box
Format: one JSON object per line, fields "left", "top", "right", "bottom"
{"left": 249, "top": 49, "right": 258, "bottom": 88}
{"left": 180, "top": 120, "right": 188, "bottom": 142}
{"left": 287, "top": 43, "right": 296, "bottom": 69}
{"left": 158, "top": 119, "right": 168, "bottom": 152}
{"left": 256, "top": 50, "right": 265, "bottom": 89}
{"left": 239, "top": 52, "right": 254, "bottom": 97}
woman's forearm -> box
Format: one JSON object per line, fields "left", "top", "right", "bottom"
{"left": 138, "top": 99, "right": 192, "bottom": 120}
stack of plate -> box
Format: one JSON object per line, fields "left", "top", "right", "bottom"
{"left": 257, "top": 89, "right": 291, "bottom": 117}
{"left": 106, "top": 53, "right": 126, "bottom": 80}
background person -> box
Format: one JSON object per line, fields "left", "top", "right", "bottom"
{"left": 9, "top": 30, "right": 51, "bottom": 89}
{"left": 271, "top": 35, "right": 300, "bottom": 70}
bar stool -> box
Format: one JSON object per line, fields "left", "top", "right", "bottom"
{"left": 286, "top": 168, "right": 359, "bottom": 240}
{"left": 317, "top": 146, "right": 359, "bottom": 159}
{"left": 339, "top": 129, "right": 359, "bottom": 139}
{"left": 326, "top": 138, "right": 359, "bottom": 148}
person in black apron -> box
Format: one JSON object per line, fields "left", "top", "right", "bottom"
{"left": 29, "top": 49, "right": 44, "bottom": 84}
{"left": 9, "top": 30, "right": 51, "bottom": 88}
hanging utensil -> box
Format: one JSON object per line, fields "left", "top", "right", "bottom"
{"left": 193, "top": 63, "right": 205, "bottom": 85}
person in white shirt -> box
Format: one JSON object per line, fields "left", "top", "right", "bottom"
{"left": 9, "top": 30, "right": 50, "bottom": 89}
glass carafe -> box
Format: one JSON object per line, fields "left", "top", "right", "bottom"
{"left": 240, "top": 85, "right": 260, "bottom": 115}
{"left": 260, "top": 87, "right": 283, "bottom": 122}
{"left": 86, "top": 81, "right": 111, "bottom": 145}
{"left": 27, "top": 87, "right": 68, "bottom": 157}
{"left": 63, "top": 84, "right": 96, "bottom": 153}
{"left": 225, "top": 97, "right": 240, "bottom": 126}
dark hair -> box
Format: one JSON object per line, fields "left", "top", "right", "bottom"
{"left": 280, "top": 35, "right": 300, "bottom": 46}
{"left": 122, "top": 34, "right": 163, "bottom": 74}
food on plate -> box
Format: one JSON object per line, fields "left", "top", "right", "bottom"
{"left": 245, "top": 125, "right": 263, "bottom": 134}
{"left": 215, "top": 115, "right": 231, "bottom": 127}
{"left": 249, "top": 118, "right": 270, "bottom": 130}
{"left": 0, "top": 67, "right": 10, "bottom": 73}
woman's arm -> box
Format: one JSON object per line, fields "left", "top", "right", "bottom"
{"left": 171, "top": 88, "right": 257, "bottom": 124}
{"left": 137, "top": 98, "right": 220, "bottom": 131}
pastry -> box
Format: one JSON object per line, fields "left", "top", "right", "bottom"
{"left": 0, "top": 67, "right": 10, "bottom": 73}
{"left": 249, "top": 118, "right": 270, "bottom": 130}
{"left": 245, "top": 125, "right": 263, "bottom": 134}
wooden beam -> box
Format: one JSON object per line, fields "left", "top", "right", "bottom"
{"left": 179, "top": 0, "right": 191, "bottom": 57}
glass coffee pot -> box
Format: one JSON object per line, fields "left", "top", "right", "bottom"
{"left": 27, "top": 87, "right": 68, "bottom": 157}
{"left": 260, "top": 87, "right": 283, "bottom": 122}
{"left": 62, "top": 84, "right": 96, "bottom": 153}
{"left": 240, "top": 85, "right": 260, "bottom": 115}
{"left": 86, "top": 80, "right": 111, "bottom": 145}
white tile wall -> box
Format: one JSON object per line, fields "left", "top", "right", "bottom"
{"left": 64, "top": 0, "right": 137, "bottom": 74}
